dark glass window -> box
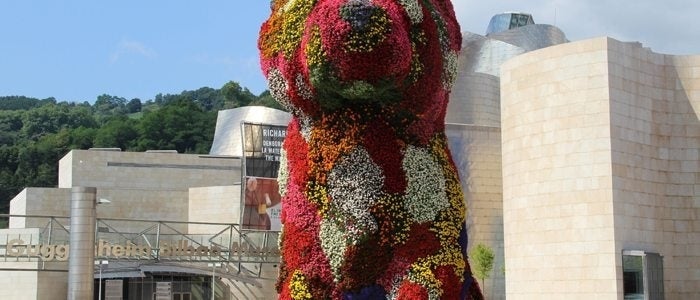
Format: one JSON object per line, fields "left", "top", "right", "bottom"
{"left": 622, "top": 251, "right": 664, "bottom": 300}
{"left": 486, "top": 13, "right": 535, "bottom": 35}
{"left": 486, "top": 14, "right": 512, "bottom": 35}
{"left": 623, "top": 255, "right": 644, "bottom": 299}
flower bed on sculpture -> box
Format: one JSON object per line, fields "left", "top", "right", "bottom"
{"left": 259, "top": 0, "right": 483, "bottom": 299}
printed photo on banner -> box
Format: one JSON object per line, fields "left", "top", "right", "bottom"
{"left": 241, "top": 122, "right": 287, "bottom": 231}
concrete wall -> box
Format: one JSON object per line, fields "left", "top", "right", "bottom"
{"left": 56, "top": 150, "right": 241, "bottom": 226}
{"left": 188, "top": 185, "right": 241, "bottom": 234}
{"left": 0, "top": 229, "right": 66, "bottom": 300}
{"left": 0, "top": 262, "right": 39, "bottom": 299}
{"left": 0, "top": 266, "right": 66, "bottom": 300}
{"left": 37, "top": 269, "right": 69, "bottom": 300}
{"left": 58, "top": 149, "right": 240, "bottom": 191}
{"left": 501, "top": 37, "right": 700, "bottom": 299}
{"left": 9, "top": 188, "right": 70, "bottom": 229}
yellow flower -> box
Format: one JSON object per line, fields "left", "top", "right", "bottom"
{"left": 344, "top": 8, "right": 392, "bottom": 53}
{"left": 305, "top": 27, "right": 325, "bottom": 69}
{"left": 289, "top": 270, "right": 313, "bottom": 300}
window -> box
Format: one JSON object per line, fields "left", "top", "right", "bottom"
{"left": 623, "top": 255, "right": 644, "bottom": 298}
{"left": 173, "top": 293, "right": 191, "bottom": 300}
{"left": 622, "top": 250, "right": 664, "bottom": 300}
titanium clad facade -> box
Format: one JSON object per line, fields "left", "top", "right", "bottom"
{"left": 488, "top": 24, "right": 568, "bottom": 53}
{"left": 209, "top": 106, "right": 292, "bottom": 157}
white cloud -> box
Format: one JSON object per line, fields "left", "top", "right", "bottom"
{"left": 110, "top": 39, "right": 157, "bottom": 63}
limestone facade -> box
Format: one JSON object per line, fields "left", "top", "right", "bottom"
{"left": 501, "top": 37, "right": 700, "bottom": 299}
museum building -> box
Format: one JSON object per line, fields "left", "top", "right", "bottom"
{"left": 0, "top": 106, "right": 290, "bottom": 299}
{"left": 0, "top": 13, "right": 699, "bottom": 300}
{"left": 448, "top": 12, "right": 699, "bottom": 300}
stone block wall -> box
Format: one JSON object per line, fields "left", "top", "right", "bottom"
{"left": 607, "top": 39, "right": 700, "bottom": 299}
{"left": 501, "top": 37, "right": 621, "bottom": 299}
{"left": 501, "top": 37, "right": 700, "bottom": 299}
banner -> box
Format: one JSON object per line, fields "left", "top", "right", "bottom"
{"left": 241, "top": 123, "right": 286, "bottom": 231}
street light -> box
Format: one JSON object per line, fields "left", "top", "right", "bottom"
{"left": 207, "top": 263, "right": 222, "bottom": 300}
{"left": 95, "top": 260, "right": 108, "bottom": 300}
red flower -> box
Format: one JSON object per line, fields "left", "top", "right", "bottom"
{"left": 434, "top": 265, "right": 462, "bottom": 298}
{"left": 362, "top": 118, "right": 406, "bottom": 193}
{"left": 396, "top": 281, "right": 428, "bottom": 299}
{"left": 338, "top": 233, "right": 393, "bottom": 291}
{"left": 394, "top": 223, "right": 441, "bottom": 262}
{"left": 284, "top": 119, "right": 310, "bottom": 186}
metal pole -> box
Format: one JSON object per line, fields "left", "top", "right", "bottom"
{"left": 155, "top": 222, "right": 161, "bottom": 260}
{"left": 212, "top": 265, "right": 216, "bottom": 300}
{"left": 208, "top": 263, "right": 220, "bottom": 300}
{"left": 67, "top": 187, "right": 97, "bottom": 300}
{"left": 98, "top": 264, "right": 102, "bottom": 300}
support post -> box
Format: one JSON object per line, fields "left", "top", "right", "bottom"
{"left": 67, "top": 187, "right": 97, "bottom": 300}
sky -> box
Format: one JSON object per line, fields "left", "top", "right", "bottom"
{"left": 1, "top": 0, "right": 699, "bottom": 103}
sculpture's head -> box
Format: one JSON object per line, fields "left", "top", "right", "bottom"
{"left": 259, "top": 0, "right": 461, "bottom": 121}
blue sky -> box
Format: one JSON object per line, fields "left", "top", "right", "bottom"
{"left": 1, "top": 1, "right": 699, "bottom": 103}
{"left": 0, "top": 1, "right": 269, "bottom": 102}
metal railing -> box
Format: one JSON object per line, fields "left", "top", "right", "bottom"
{"left": 0, "top": 214, "right": 279, "bottom": 279}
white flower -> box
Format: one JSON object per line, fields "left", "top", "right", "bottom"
{"left": 267, "top": 68, "right": 293, "bottom": 111}
{"left": 299, "top": 116, "right": 313, "bottom": 142}
{"left": 295, "top": 73, "right": 314, "bottom": 101}
{"left": 399, "top": 0, "right": 423, "bottom": 24}
{"left": 319, "top": 219, "right": 347, "bottom": 281}
{"left": 442, "top": 50, "right": 459, "bottom": 90}
{"left": 326, "top": 146, "right": 384, "bottom": 241}
{"left": 277, "top": 147, "right": 289, "bottom": 197}
{"left": 402, "top": 145, "right": 448, "bottom": 223}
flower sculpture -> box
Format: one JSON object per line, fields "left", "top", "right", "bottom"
{"left": 259, "top": 0, "right": 483, "bottom": 299}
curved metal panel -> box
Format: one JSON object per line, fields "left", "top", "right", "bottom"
{"left": 448, "top": 25, "right": 568, "bottom": 127}
{"left": 488, "top": 24, "right": 568, "bottom": 52}
{"left": 446, "top": 73, "right": 501, "bottom": 126}
{"left": 209, "top": 107, "right": 292, "bottom": 157}
{"left": 459, "top": 32, "right": 526, "bottom": 77}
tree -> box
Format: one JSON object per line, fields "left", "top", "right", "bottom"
{"left": 135, "top": 98, "right": 215, "bottom": 153}
{"left": 0, "top": 96, "right": 43, "bottom": 110}
{"left": 221, "top": 81, "right": 256, "bottom": 108}
{"left": 20, "top": 104, "right": 97, "bottom": 140}
{"left": 94, "top": 94, "right": 129, "bottom": 121}
{"left": 469, "top": 243, "right": 495, "bottom": 289}
{"left": 0, "top": 145, "right": 20, "bottom": 211}
{"left": 126, "top": 98, "right": 142, "bottom": 113}
{"left": 250, "top": 90, "right": 286, "bottom": 111}
{"left": 94, "top": 117, "right": 137, "bottom": 149}
{"left": 0, "top": 111, "right": 23, "bottom": 146}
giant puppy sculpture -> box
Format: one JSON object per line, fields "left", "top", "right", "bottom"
{"left": 259, "top": 0, "right": 483, "bottom": 298}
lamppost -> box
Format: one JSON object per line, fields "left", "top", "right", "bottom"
{"left": 95, "top": 260, "right": 108, "bottom": 300}
{"left": 207, "top": 263, "right": 222, "bottom": 300}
